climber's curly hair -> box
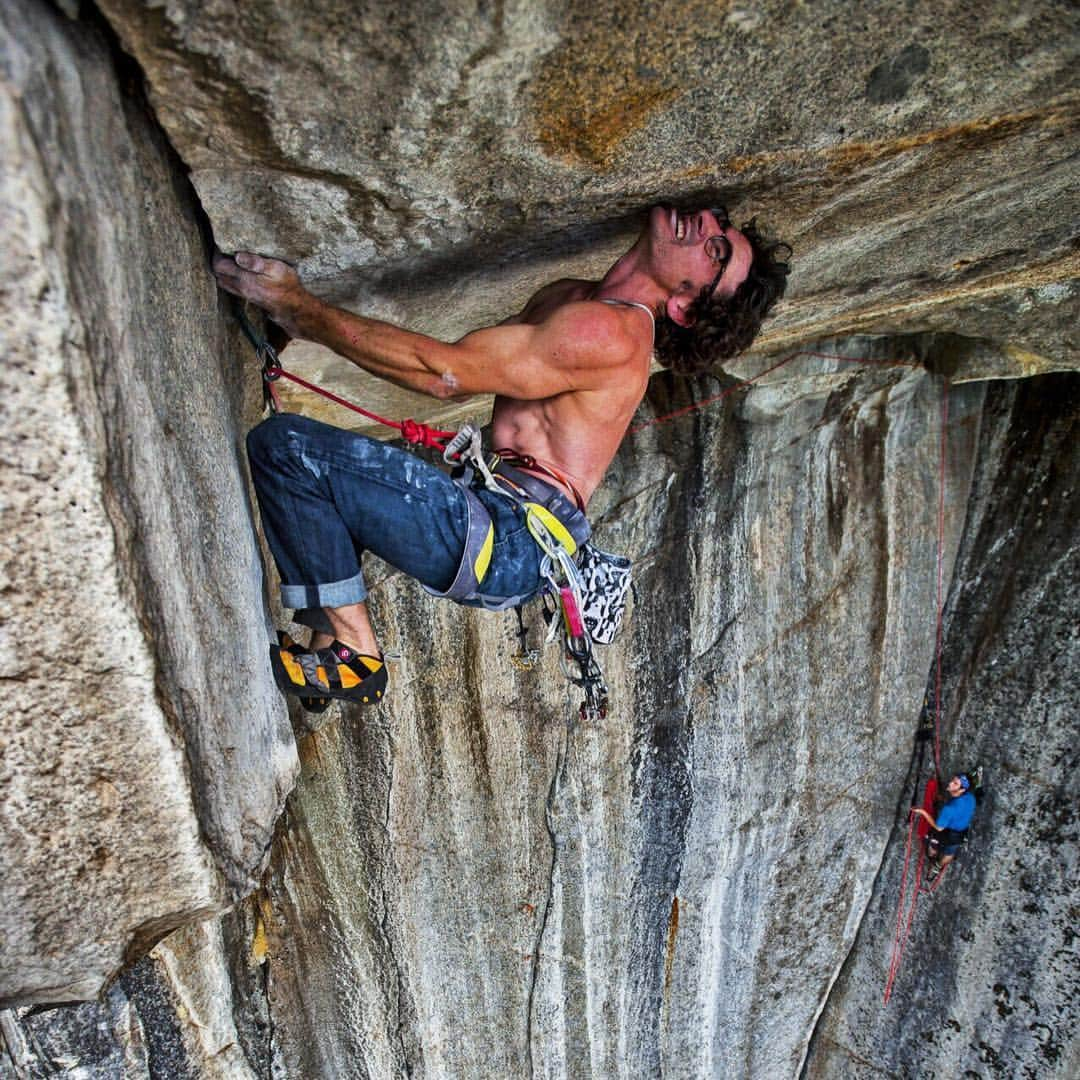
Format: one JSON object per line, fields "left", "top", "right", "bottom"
{"left": 654, "top": 218, "right": 792, "bottom": 375}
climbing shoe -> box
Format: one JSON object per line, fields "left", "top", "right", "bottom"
{"left": 275, "top": 632, "right": 331, "bottom": 714}
{"left": 270, "top": 634, "right": 387, "bottom": 706}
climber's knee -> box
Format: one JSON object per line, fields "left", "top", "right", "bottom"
{"left": 246, "top": 412, "right": 296, "bottom": 468}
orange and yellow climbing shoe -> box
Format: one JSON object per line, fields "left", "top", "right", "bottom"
{"left": 274, "top": 632, "right": 331, "bottom": 714}
{"left": 270, "top": 633, "right": 387, "bottom": 706}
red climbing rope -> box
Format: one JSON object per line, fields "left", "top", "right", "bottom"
{"left": 883, "top": 813, "right": 928, "bottom": 1004}
{"left": 882, "top": 371, "right": 952, "bottom": 1005}
{"left": 234, "top": 304, "right": 457, "bottom": 450}
{"left": 264, "top": 364, "right": 456, "bottom": 450}
{"left": 884, "top": 813, "right": 916, "bottom": 1000}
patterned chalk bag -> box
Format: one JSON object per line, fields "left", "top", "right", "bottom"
{"left": 577, "top": 543, "right": 633, "bottom": 644}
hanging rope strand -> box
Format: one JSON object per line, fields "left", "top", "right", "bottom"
{"left": 884, "top": 813, "right": 918, "bottom": 1004}
{"left": 627, "top": 350, "right": 922, "bottom": 435}
{"left": 933, "top": 377, "right": 950, "bottom": 779}
{"left": 882, "top": 372, "right": 953, "bottom": 1005}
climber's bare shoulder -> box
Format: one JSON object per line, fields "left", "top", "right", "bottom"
{"left": 500, "top": 278, "right": 596, "bottom": 326}
{"left": 495, "top": 277, "right": 653, "bottom": 385}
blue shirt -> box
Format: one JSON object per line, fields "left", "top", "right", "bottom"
{"left": 937, "top": 791, "right": 976, "bottom": 832}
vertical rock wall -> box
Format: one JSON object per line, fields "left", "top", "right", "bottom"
{"left": 0, "top": 0, "right": 296, "bottom": 1007}
{"left": 6, "top": 357, "right": 1073, "bottom": 1076}
{"left": 805, "top": 374, "right": 1079, "bottom": 1078}
{"left": 1, "top": 2, "right": 1076, "bottom": 1076}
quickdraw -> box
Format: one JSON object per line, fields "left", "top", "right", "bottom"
{"left": 235, "top": 304, "right": 283, "bottom": 414}
{"left": 528, "top": 503, "right": 609, "bottom": 722}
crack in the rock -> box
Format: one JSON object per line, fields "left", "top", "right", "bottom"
{"left": 525, "top": 715, "right": 572, "bottom": 1080}
{"left": 379, "top": 902, "right": 414, "bottom": 1079}
{"left": 258, "top": 942, "right": 277, "bottom": 1080}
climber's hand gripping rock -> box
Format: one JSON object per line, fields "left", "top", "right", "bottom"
{"left": 213, "top": 250, "right": 309, "bottom": 338}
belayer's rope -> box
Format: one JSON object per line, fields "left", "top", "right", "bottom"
{"left": 883, "top": 730, "right": 929, "bottom": 1005}
{"left": 882, "top": 371, "right": 952, "bottom": 1005}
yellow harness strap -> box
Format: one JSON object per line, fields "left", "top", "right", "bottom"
{"left": 524, "top": 502, "right": 578, "bottom": 557}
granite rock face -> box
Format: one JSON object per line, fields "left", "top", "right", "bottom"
{"left": 805, "top": 374, "right": 1080, "bottom": 1078}
{"left": 10, "top": 358, "right": 1073, "bottom": 1079}
{"left": 243, "top": 357, "right": 1077, "bottom": 1079}
{"left": 0, "top": 0, "right": 296, "bottom": 1007}
{"left": 2, "top": 1, "right": 1078, "bottom": 1078}
{"left": 1, "top": 916, "right": 263, "bottom": 1079}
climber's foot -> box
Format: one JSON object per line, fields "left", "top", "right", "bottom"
{"left": 276, "top": 632, "right": 332, "bottom": 714}
{"left": 271, "top": 634, "right": 387, "bottom": 706}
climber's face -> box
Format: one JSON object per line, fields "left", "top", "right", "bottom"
{"left": 646, "top": 205, "right": 753, "bottom": 326}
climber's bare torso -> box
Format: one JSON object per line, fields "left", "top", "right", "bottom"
{"left": 490, "top": 278, "right": 653, "bottom": 505}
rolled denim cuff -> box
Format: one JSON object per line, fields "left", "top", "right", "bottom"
{"left": 280, "top": 570, "right": 367, "bottom": 612}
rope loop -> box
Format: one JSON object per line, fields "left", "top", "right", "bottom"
{"left": 399, "top": 418, "right": 450, "bottom": 450}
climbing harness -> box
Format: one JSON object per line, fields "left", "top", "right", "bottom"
{"left": 442, "top": 425, "right": 611, "bottom": 720}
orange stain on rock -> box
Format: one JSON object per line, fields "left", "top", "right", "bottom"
{"left": 250, "top": 893, "right": 275, "bottom": 966}
{"left": 664, "top": 895, "right": 680, "bottom": 992}
{"left": 537, "top": 85, "right": 680, "bottom": 169}
{"left": 726, "top": 105, "right": 1076, "bottom": 176}
{"left": 530, "top": 1, "right": 731, "bottom": 169}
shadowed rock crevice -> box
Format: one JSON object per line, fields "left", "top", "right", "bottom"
{"left": 803, "top": 373, "right": 1079, "bottom": 1079}
{"left": 1, "top": 0, "right": 296, "bottom": 1010}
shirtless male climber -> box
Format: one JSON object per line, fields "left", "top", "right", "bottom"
{"left": 213, "top": 206, "right": 790, "bottom": 708}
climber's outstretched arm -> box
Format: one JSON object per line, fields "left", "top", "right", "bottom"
{"left": 212, "top": 251, "right": 633, "bottom": 402}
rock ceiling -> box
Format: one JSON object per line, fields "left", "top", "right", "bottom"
{"left": 98, "top": 0, "right": 1079, "bottom": 421}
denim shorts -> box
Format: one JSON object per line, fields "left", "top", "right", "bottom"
{"left": 246, "top": 414, "right": 546, "bottom": 626}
